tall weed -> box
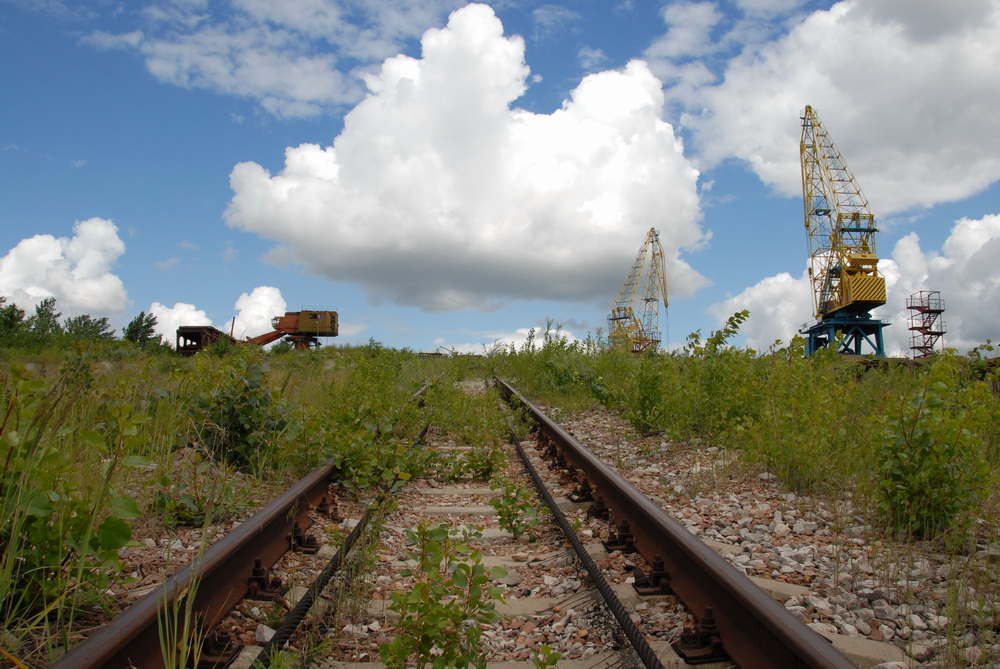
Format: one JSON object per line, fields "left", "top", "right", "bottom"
{"left": 876, "top": 356, "right": 992, "bottom": 539}
{"left": 1, "top": 358, "right": 144, "bottom": 632}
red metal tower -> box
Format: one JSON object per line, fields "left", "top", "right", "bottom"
{"left": 907, "top": 291, "right": 946, "bottom": 358}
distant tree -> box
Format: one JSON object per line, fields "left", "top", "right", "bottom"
{"left": 26, "top": 297, "right": 63, "bottom": 338}
{"left": 122, "top": 311, "right": 161, "bottom": 348}
{"left": 64, "top": 314, "right": 116, "bottom": 340}
{"left": 0, "top": 296, "right": 26, "bottom": 342}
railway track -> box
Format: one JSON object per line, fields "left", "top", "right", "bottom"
{"left": 52, "top": 379, "right": 868, "bottom": 669}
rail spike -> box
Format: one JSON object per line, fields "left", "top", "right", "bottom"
{"left": 632, "top": 554, "right": 672, "bottom": 596}
{"left": 291, "top": 521, "right": 320, "bottom": 554}
{"left": 673, "top": 607, "right": 730, "bottom": 665}
{"left": 197, "top": 628, "right": 242, "bottom": 668}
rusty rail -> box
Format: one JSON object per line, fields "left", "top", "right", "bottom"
{"left": 52, "top": 462, "right": 336, "bottom": 669}
{"left": 497, "top": 379, "right": 858, "bottom": 669}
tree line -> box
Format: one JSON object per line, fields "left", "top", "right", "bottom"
{"left": 0, "top": 296, "right": 166, "bottom": 351}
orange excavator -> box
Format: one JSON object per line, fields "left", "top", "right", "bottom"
{"left": 176, "top": 310, "right": 338, "bottom": 355}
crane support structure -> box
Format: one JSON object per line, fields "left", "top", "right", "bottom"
{"left": 608, "top": 227, "right": 668, "bottom": 353}
{"left": 799, "top": 105, "right": 887, "bottom": 356}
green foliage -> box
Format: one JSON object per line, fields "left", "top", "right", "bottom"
{"left": 1, "top": 359, "right": 146, "bottom": 622}
{"left": 485, "top": 318, "right": 598, "bottom": 410}
{"left": 463, "top": 443, "right": 505, "bottom": 480}
{"left": 730, "top": 338, "right": 867, "bottom": 492}
{"left": 422, "top": 381, "right": 507, "bottom": 450}
{"left": 27, "top": 297, "right": 64, "bottom": 338}
{"left": 1, "top": 297, "right": 136, "bottom": 356}
{"left": 1, "top": 321, "right": 997, "bottom": 666}
{"left": 489, "top": 477, "right": 541, "bottom": 539}
{"left": 268, "top": 340, "right": 294, "bottom": 355}
{"left": 424, "top": 444, "right": 504, "bottom": 482}
{"left": 589, "top": 311, "right": 759, "bottom": 441}
{"left": 122, "top": 310, "right": 160, "bottom": 348}
{"left": 379, "top": 522, "right": 506, "bottom": 669}
{"left": 614, "top": 352, "right": 669, "bottom": 436}
{"left": 151, "top": 448, "right": 246, "bottom": 526}
{"left": 185, "top": 349, "right": 296, "bottom": 471}
{"left": 0, "top": 296, "right": 26, "bottom": 341}
{"left": 531, "top": 645, "right": 562, "bottom": 668}
{"left": 64, "top": 314, "right": 116, "bottom": 340}
{"left": 417, "top": 379, "right": 508, "bottom": 481}
{"left": 876, "top": 363, "right": 991, "bottom": 539}
{"left": 314, "top": 348, "right": 428, "bottom": 490}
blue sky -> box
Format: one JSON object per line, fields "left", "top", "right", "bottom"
{"left": 2, "top": 0, "right": 999, "bottom": 355}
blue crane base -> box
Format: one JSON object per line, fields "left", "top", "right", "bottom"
{"left": 801, "top": 315, "right": 887, "bottom": 357}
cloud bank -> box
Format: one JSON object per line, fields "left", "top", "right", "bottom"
{"left": 655, "top": 0, "right": 1000, "bottom": 214}
{"left": 0, "top": 218, "right": 129, "bottom": 317}
{"left": 226, "top": 4, "right": 707, "bottom": 313}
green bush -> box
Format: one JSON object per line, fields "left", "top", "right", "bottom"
{"left": 1, "top": 360, "right": 145, "bottom": 622}
{"left": 380, "top": 522, "right": 506, "bottom": 668}
{"left": 185, "top": 349, "right": 296, "bottom": 471}
{"left": 877, "top": 365, "right": 991, "bottom": 539}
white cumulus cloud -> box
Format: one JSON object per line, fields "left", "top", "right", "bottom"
{"left": 150, "top": 302, "right": 213, "bottom": 345}
{"left": 227, "top": 286, "right": 288, "bottom": 339}
{"left": 225, "top": 4, "right": 708, "bottom": 313}
{"left": 657, "top": 0, "right": 1000, "bottom": 215}
{"left": 0, "top": 217, "right": 129, "bottom": 316}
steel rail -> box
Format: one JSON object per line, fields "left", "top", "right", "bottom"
{"left": 51, "top": 462, "right": 336, "bottom": 669}
{"left": 497, "top": 379, "right": 859, "bottom": 669}
{"left": 509, "top": 426, "right": 665, "bottom": 669}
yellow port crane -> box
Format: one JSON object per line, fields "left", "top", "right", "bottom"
{"left": 800, "top": 105, "right": 887, "bottom": 356}
{"left": 608, "top": 227, "right": 668, "bottom": 353}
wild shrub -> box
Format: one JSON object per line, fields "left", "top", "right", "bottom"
{"left": 379, "top": 522, "right": 506, "bottom": 668}
{"left": 590, "top": 311, "right": 756, "bottom": 440}
{"left": 489, "top": 477, "right": 541, "bottom": 539}
{"left": 876, "top": 357, "right": 992, "bottom": 539}
{"left": 1, "top": 359, "right": 145, "bottom": 623}
{"left": 185, "top": 348, "right": 296, "bottom": 471}
{"left": 731, "top": 339, "right": 856, "bottom": 492}
{"left": 615, "top": 353, "right": 671, "bottom": 436}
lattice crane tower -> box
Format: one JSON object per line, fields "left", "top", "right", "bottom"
{"left": 608, "top": 227, "right": 669, "bottom": 353}
{"left": 799, "top": 105, "right": 888, "bottom": 356}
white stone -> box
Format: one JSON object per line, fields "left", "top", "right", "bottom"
{"left": 255, "top": 624, "right": 275, "bottom": 643}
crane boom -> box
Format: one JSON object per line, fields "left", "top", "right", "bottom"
{"left": 800, "top": 106, "right": 887, "bottom": 356}
{"left": 608, "top": 228, "right": 668, "bottom": 353}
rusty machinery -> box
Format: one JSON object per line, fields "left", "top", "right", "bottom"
{"left": 176, "top": 310, "right": 338, "bottom": 356}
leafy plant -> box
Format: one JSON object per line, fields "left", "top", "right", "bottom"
{"left": 151, "top": 448, "right": 246, "bottom": 526}
{"left": 379, "top": 522, "right": 506, "bottom": 669}
{"left": 531, "top": 644, "right": 562, "bottom": 668}
{"left": 122, "top": 310, "right": 160, "bottom": 348}
{"left": 464, "top": 444, "right": 505, "bottom": 480}
{"left": 1, "top": 360, "right": 145, "bottom": 624}
{"left": 185, "top": 349, "right": 295, "bottom": 471}
{"left": 489, "top": 477, "right": 541, "bottom": 539}
{"left": 876, "top": 375, "right": 990, "bottom": 539}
